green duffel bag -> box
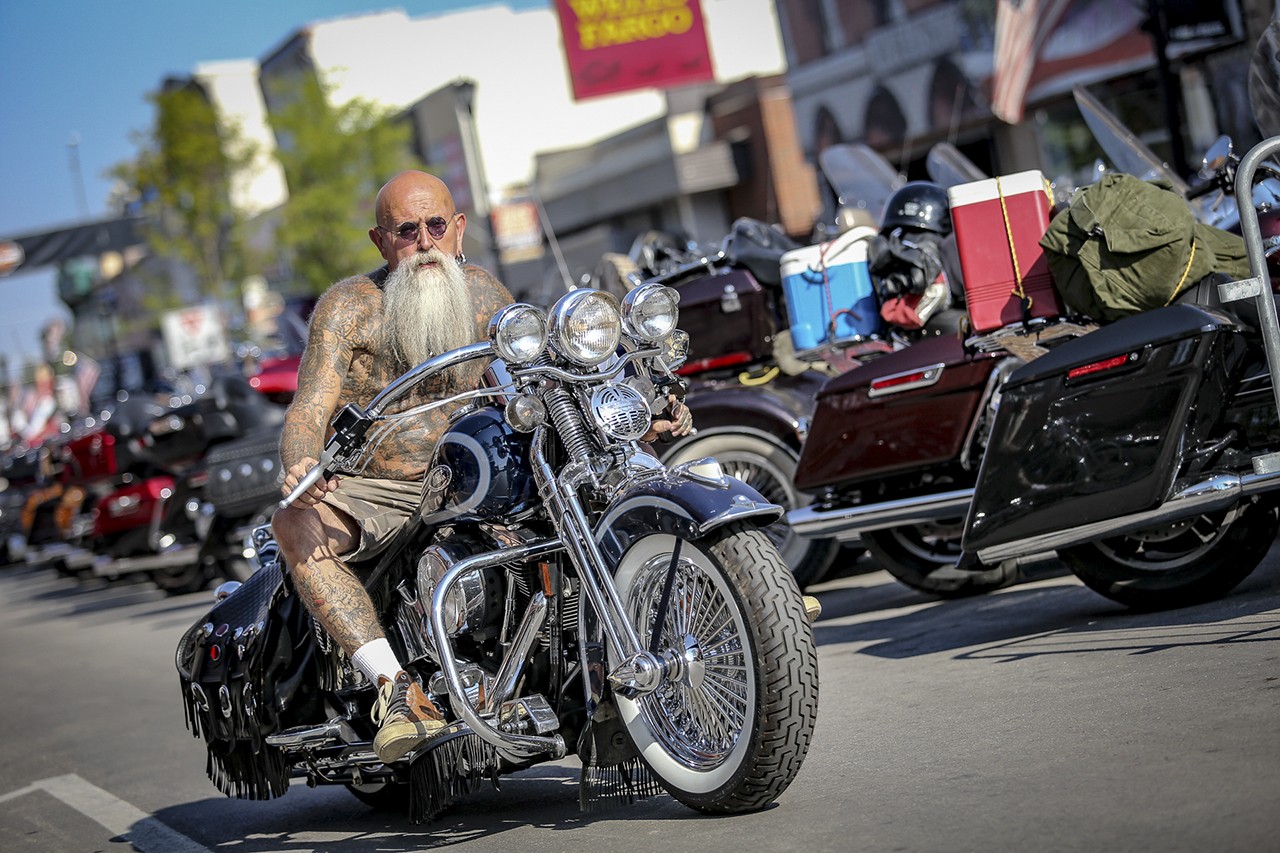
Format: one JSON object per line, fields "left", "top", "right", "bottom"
{"left": 1040, "top": 173, "right": 1250, "bottom": 322}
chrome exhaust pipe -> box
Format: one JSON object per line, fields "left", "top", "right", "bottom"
{"left": 787, "top": 487, "right": 975, "bottom": 542}
{"left": 975, "top": 471, "right": 1280, "bottom": 563}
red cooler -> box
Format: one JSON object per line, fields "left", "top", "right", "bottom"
{"left": 948, "top": 170, "right": 1063, "bottom": 332}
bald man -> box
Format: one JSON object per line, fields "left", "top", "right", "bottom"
{"left": 272, "top": 171, "right": 512, "bottom": 764}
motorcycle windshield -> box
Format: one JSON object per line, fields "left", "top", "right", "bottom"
{"left": 1072, "top": 85, "right": 1189, "bottom": 195}
{"left": 819, "top": 143, "right": 902, "bottom": 219}
{"left": 925, "top": 142, "right": 989, "bottom": 188}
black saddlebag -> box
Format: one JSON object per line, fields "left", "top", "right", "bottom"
{"left": 203, "top": 425, "right": 284, "bottom": 518}
{"left": 964, "top": 304, "right": 1247, "bottom": 551}
{"left": 175, "top": 558, "right": 314, "bottom": 799}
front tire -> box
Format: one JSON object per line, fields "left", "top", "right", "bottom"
{"left": 610, "top": 526, "right": 818, "bottom": 813}
{"left": 862, "top": 522, "right": 1019, "bottom": 598}
{"left": 662, "top": 433, "right": 839, "bottom": 589}
{"left": 1058, "top": 498, "right": 1280, "bottom": 610}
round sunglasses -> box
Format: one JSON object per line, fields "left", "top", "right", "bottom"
{"left": 376, "top": 213, "right": 458, "bottom": 243}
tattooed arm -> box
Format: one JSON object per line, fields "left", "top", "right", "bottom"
{"left": 279, "top": 279, "right": 370, "bottom": 504}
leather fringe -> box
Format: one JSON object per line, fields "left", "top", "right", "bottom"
{"left": 578, "top": 756, "right": 663, "bottom": 812}
{"left": 206, "top": 739, "right": 290, "bottom": 800}
{"left": 408, "top": 731, "right": 500, "bottom": 824}
{"left": 313, "top": 628, "right": 348, "bottom": 692}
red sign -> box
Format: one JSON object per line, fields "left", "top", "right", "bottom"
{"left": 553, "top": 0, "right": 715, "bottom": 101}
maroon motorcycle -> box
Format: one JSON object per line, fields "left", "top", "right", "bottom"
{"left": 786, "top": 88, "right": 1280, "bottom": 600}
{"left": 602, "top": 146, "right": 912, "bottom": 589}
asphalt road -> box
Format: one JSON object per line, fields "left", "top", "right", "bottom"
{"left": 1, "top": 547, "right": 1278, "bottom": 852}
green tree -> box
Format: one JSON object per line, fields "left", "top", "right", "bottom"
{"left": 269, "top": 75, "right": 421, "bottom": 294}
{"left": 111, "top": 82, "right": 257, "bottom": 314}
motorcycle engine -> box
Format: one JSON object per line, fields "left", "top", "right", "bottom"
{"left": 395, "top": 534, "right": 503, "bottom": 665}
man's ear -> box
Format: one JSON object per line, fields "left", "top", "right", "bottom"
{"left": 369, "top": 227, "right": 388, "bottom": 260}
{"left": 454, "top": 213, "right": 467, "bottom": 251}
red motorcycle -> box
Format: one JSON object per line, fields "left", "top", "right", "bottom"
{"left": 22, "top": 375, "right": 284, "bottom": 593}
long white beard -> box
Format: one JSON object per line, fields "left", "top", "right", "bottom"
{"left": 381, "top": 249, "right": 475, "bottom": 368}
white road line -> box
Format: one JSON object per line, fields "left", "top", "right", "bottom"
{"left": 3, "top": 773, "right": 211, "bottom": 853}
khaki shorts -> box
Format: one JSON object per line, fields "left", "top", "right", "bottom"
{"left": 321, "top": 476, "right": 426, "bottom": 562}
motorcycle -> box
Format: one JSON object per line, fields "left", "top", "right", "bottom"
{"left": 167, "top": 316, "right": 315, "bottom": 592}
{"left": 605, "top": 144, "right": 919, "bottom": 589}
{"left": 175, "top": 283, "right": 819, "bottom": 822}
{"left": 952, "top": 133, "right": 1280, "bottom": 610}
{"left": 17, "top": 393, "right": 168, "bottom": 575}
{"left": 787, "top": 89, "right": 1280, "bottom": 606}
{"left": 1, "top": 442, "right": 45, "bottom": 566}
{"left": 22, "top": 374, "right": 285, "bottom": 593}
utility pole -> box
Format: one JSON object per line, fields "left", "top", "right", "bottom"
{"left": 68, "top": 132, "right": 89, "bottom": 218}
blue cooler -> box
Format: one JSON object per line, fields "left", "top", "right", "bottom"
{"left": 780, "top": 226, "right": 880, "bottom": 351}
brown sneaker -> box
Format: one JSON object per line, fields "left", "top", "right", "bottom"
{"left": 372, "top": 671, "right": 446, "bottom": 763}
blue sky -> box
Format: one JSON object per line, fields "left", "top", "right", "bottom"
{"left": 0, "top": 0, "right": 547, "bottom": 371}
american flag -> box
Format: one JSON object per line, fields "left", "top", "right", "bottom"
{"left": 991, "top": 0, "right": 1073, "bottom": 124}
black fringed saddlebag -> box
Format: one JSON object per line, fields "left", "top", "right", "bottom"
{"left": 175, "top": 559, "right": 313, "bottom": 799}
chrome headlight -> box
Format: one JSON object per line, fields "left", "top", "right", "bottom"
{"left": 548, "top": 289, "right": 622, "bottom": 366}
{"left": 489, "top": 303, "right": 548, "bottom": 364}
{"left": 622, "top": 283, "right": 680, "bottom": 342}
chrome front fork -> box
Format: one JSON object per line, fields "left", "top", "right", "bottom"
{"left": 527, "top": 427, "right": 670, "bottom": 697}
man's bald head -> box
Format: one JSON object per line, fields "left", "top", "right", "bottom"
{"left": 375, "top": 171, "right": 454, "bottom": 227}
{"left": 370, "top": 170, "right": 466, "bottom": 271}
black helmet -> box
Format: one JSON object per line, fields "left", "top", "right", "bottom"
{"left": 881, "top": 181, "right": 951, "bottom": 235}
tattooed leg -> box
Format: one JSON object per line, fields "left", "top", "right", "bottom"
{"left": 290, "top": 543, "right": 384, "bottom": 655}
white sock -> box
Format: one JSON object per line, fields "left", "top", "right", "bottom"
{"left": 350, "top": 638, "right": 402, "bottom": 684}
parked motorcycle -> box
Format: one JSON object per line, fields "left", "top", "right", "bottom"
{"left": 619, "top": 222, "right": 855, "bottom": 588}
{"left": 17, "top": 393, "right": 168, "bottom": 575}
{"left": 1, "top": 442, "right": 45, "bottom": 566}
{"left": 788, "top": 90, "right": 1279, "bottom": 606}
{"left": 175, "top": 283, "right": 819, "bottom": 822}
{"left": 21, "top": 374, "right": 285, "bottom": 593}
{"left": 184, "top": 422, "right": 289, "bottom": 589}
{"left": 602, "top": 145, "right": 919, "bottom": 588}
{"left": 954, "top": 133, "right": 1280, "bottom": 610}
{"left": 134, "top": 374, "right": 286, "bottom": 594}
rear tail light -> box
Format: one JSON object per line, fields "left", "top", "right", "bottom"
{"left": 1066, "top": 352, "right": 1137, "bottom": 380}
{"left": 868, "top": 363, "right": 945, "bottom": 398}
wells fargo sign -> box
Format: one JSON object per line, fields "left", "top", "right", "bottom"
{"left": 553, "top": 0, "right": 715, "bottom": 101}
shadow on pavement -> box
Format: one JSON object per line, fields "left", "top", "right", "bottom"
{"left": 151, "top": 760, "right": 695, "bottom": 852}
{"left": 807, "top": 551, "right": 1280, "bottom": 662}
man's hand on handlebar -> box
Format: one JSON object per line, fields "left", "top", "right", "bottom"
{"left": 281, "top": 457, "right": 339, "bottom": 508}
{"left": 643, "top": 394, "right": 695, "bottom": 444}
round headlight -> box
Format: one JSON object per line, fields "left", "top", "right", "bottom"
{"left": 489, "top": 303, "right": 547, "bottom": 364}
{"left": 622, "top": 283, "right": 680, "bottom": 342}
{"left": 548, "top": 289, "right": 622, "bottom": 366}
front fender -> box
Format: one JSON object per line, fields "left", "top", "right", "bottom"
{"left": 592, "top": 463, "right": 782, "bottom": 566}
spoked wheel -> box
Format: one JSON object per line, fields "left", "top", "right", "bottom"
{"left": 610, "top": 526, "right": 818, "bottom": 813}
{"left": 862, "top": 521, "right": 1018, "bottom": 598}
{"left": 1058, "top": 498, "right": 1280, "bottom": 610}
{"left": 662, "top": 434, "right": 839, "bottom": 589}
